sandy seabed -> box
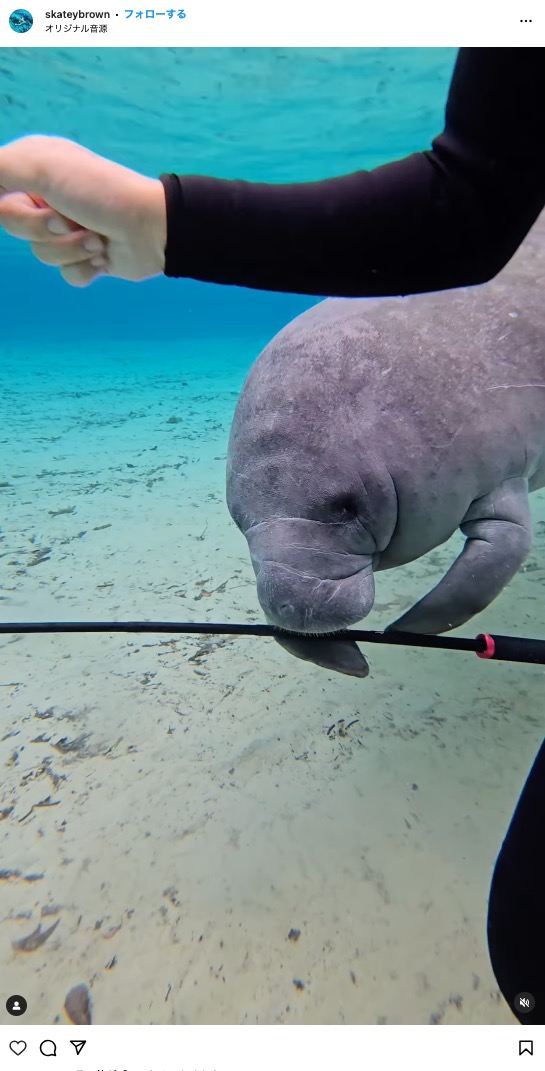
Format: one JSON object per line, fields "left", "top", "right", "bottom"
{"left": 1, "top": 336, "right": 544, "bottom": 1027}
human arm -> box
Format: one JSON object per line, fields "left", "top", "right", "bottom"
{"left": 160, "top": 48, "right": 545, "bottom": 296}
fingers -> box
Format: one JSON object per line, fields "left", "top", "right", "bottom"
{"left": 0, "top": 189, "right": 72, "bottom": 239}
{"left": 60, "top": 261, "right": 107, "bottom": 288}
{"left": 0, "top": 188, "right": 103, "bottom": 252}
{"left": 30, "top": 232, "right": 106, "bottom": 268}
{"left": 0, "top": 188, "right": 108, "bottom": 283}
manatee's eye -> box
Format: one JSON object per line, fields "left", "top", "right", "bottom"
{"left": 329, "top": 495, "right": 358, "bottom": 520}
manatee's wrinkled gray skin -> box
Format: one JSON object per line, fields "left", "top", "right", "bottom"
{"left": 226, "top": 217, "right": 545, "bottom": 676}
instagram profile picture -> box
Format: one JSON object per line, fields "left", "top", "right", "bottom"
{"left": 9, "top": 9, "right": 33, "bottom": 32}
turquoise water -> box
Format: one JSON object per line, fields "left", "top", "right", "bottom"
{"left": 1, "top": 47, "right": 543, "bottom": 1027}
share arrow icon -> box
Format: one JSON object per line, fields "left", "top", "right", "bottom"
{"left": 70, "top": 1040, "right": 86, "bottom": 1055}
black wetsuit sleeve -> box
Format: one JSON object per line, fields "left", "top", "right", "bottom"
{"left": 159, "top": 48, "right": 545, "bottom": 297}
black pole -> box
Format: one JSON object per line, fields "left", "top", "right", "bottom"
{"left": 0, "top": 621, "right": 545, "bottom": 665}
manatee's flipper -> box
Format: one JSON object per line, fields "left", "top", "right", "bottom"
{"left": 387, "top": 477, "right": 533, "bottom": 634}
{"left": 274, "top": 634, "right": 369, "bottom": 677}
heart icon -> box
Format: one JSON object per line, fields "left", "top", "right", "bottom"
{"left": 9, "top": 1041, "right": 26, "bottom": 1055}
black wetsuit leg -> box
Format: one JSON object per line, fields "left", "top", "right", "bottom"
{"left": 488, "top": 738, "right": 545, "bottom": 1024}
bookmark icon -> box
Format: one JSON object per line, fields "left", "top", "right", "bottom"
{"left": 69, "top": 1041, "right": 86, "bottom": 1056}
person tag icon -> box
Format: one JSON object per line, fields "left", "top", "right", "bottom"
{"left": 6, "top": 995, "right": 27, "bottom": 1017}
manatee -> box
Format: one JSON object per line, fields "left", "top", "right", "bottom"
{"left": 226, "top": 216, "right": 545, "bottom": 677}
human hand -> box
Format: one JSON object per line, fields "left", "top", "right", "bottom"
{"left": 0, "top": 135, "right": 167, "bottom": 287}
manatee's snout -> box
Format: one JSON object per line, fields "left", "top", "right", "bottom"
{"left": 255, "top": 561, "right": 374, "bottom": 678}
{"left": 244, "top": 518, "right": 376, "bottom": 677}
{"left": 255, "top": 560, "right": 374, "bottom": 633}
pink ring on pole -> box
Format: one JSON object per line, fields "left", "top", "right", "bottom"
{"left": 476, "top": 633, "right": 495, "bottom": 659}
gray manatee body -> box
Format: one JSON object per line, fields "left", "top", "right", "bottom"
{"left": 226, "top": 218, "right": 545, "bottom": 677}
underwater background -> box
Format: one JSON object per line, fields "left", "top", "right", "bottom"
{"left": 1, "top": 47, "right": 543, "bottom": 1026}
